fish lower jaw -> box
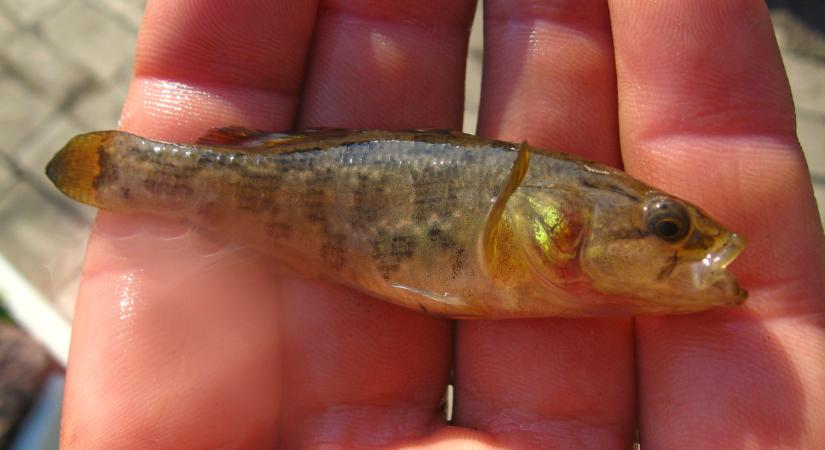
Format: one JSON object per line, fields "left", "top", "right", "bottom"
{"left": 683, "top": 232, "right": 747, "bottom": 301}
{"left": 685, "top": 263, "right": 746, "bottom": 304}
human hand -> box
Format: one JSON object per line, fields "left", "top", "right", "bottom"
{"left": 61, "top": 0, "right": 825, "bottom": 448}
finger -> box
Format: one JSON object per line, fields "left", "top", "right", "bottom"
{"left": 62, "top": 215, "right": 285, "bottom": 448}
{"left": 454, "top": 1, "right": 636, "bottom": 447}
{"left": 60, "top": 1, "right": 319, "bottom": 448}
{"left": 476, "top": 0, "right": 621, "bottom": 165}
{"left": 276, "top": 0, "right": 476, "bottom": 447}
{"left": 298, "top": 0, "right": 475, "bottom": 128}
{"left": 122, "top": 0, "right": 318, "bottom": 140}
{"left": 609, "top": 0, "right": 825, "bottom": 447}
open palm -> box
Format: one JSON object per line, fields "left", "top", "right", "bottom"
{"left": 61, "top": 0, "right": 825, "bottom": 448}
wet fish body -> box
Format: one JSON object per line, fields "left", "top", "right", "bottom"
{"left": 46, "top": 128, "right": 747, "bottom": 318}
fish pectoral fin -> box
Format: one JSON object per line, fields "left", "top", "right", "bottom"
{"left": 481, "top": 140, "right": 532, "bottom": 273}
{"left": 391, "top": 284, "right": 467, "bottom": 307}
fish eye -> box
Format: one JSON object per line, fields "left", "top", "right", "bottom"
{"left": 645, "top": 198, "right": 690, "bottom": 243}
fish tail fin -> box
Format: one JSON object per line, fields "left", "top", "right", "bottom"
{"left": 46, "top": 131, "right": 119, "bottom": 208}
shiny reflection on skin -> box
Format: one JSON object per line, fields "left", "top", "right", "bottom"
{"left": 106, "top": 269, "right": 144, "bottom": 348}
{"left": 117, "top": 272, "right": 138, "bottom": 323}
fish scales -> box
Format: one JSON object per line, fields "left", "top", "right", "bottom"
{"left": 46, "top": 128, "right": 747, "bottom": 317}
{"left": 61, "top": 132, "right": 525, "bottom": 315}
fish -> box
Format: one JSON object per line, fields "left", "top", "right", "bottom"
{"left": 45, "top": 127, "right": 747, "bottom": 318}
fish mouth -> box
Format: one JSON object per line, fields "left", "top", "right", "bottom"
{"left": 689, "top": 233, "right": 747, "bottom": 303}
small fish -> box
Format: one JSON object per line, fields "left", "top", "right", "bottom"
{"left": 46, "top": 127, "right": 747, "bottom": 318}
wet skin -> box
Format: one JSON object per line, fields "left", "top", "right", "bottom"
{"left": 60, "top": 0, "right": 825, "bottom": 449}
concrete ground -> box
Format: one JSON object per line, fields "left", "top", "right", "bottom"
{"left": 0, "top": 2, "right": 823, "bottom": 341}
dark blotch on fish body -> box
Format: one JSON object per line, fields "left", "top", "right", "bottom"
{"left": 371, "top": 230, "right": 418, "bottom": 279}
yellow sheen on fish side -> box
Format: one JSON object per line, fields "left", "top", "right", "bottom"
{"left": 528, "top": 196, "right": 580, "bottom": 260}
{"left": 490, "top": 185, "right": 589, "bottom": 305}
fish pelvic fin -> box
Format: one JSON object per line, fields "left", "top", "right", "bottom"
{"left": 391, "top": 283, "right": 467, "bottom": 307}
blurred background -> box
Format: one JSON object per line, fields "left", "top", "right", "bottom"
{"left": 0, "top": 0, "right": 822, "bottom": 448}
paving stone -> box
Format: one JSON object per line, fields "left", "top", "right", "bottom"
{"left": 85, "top": 0, "right": 146, "bottom": 29}
{"left": 463, "top": 4, "right": 482, "bottom": 134}
{"left": 17, "top": 115, "right": 85, "bottom": 188}
{"left": 29, "top": 134, "right": 99, "bottom": 223}
{"left": 42, "top": 0, "right": 138, "bottom": 81}
{"left": 0, "top": 160, "right": 14, "bottom": 202}
{"left": 462, "top": 57, "right": 481, "bottom": 134}
{"left": 0, "top": 183, "right": 91, "bottom": 302}
{"left": 71, "top": 76, "right": 129, "bottom": 129}
{"left": 2, "top": 0, "right": 62, "bottom": 25}
{"left": 813, "top": 181, "right": 825, "bottom": 225}
{"left": 0, "top": 76, "right": 53, "bottom": 150}
{"left": 0, "top": 9, "right": 14, "bottom": 42}
{"left": 798, "top": 112, "right": 825, "bottom": 177}
{"left": 783, "top": 51, "right": 825, "bottom": 116}
{"left": 2, "top": 31, "right": 88, "bottom": 102}
{"left": 771, "top": 7, "right": 825, "bottom": 62}
{"left": 54, "top": 272, "right": 81, "bottom": 320}
{"left": 775, "top": 13, "right": 825, "bottom": 222}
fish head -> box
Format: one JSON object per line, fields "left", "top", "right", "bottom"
{"left": 493, "top": 179, "right": 746, "bottom": 314}
{"left": 580, "top": 191, "right": 747, "bottom": 310}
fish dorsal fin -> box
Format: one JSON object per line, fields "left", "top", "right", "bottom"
{"left": 198, "top": 126, "right": 359, "bottom": 146}
{"left": 195, "top": 126, "right": 494, "bottom": 155}
{"left": 197, "top": 126, "right": 374, "bottom": 148}
{"left": 291, "top": 127, "right": 361, "bottom": 140}
{"left": 402, "top": 128, "right": 468, "bottom": 136}
{"left": 481, "top": 141, "right": 531, "bottom": 275}
{"left": 196, "top": 126, "right": 291, "bottom": 146}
